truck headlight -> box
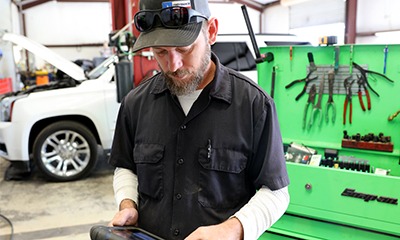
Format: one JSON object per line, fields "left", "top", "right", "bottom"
{"left": 0, "top": 95, "right": 27, "bottom": 121}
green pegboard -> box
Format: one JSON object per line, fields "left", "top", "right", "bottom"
{"left": 257, "top": 44, "right": 400, "bottom": 176}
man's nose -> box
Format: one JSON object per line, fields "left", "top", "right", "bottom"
{"left": 167, "top": 51, "right": 183, "bottom": 72}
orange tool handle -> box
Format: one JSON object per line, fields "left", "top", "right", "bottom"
{"left": 349, "top": 103, "right": 353, "bottom": 124}
{"left": 343, "top": 99, "right": 348, "bottom": 124}
{"left": 365, "top": 88, "right": 371, "bottom": 110}
{"left": 358, "top": 91, "right": 366, "bottom": 111}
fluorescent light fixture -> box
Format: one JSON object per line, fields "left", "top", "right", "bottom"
{"left": 280, "top": 0, "right": 310, "bottom": 7}
{"left": 375, "top": 30, "right": 400, "bottom": 37}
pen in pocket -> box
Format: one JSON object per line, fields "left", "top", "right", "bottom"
{"left": 207, "top": 139, "right": 212, "bottom": 159}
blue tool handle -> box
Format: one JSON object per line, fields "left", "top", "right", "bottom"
{"left": 383, "top": 45, "right": 388, "bottom": 74}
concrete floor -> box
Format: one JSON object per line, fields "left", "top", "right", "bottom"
{"left": 0, "top": 155, "right": 117, "bottom": 240}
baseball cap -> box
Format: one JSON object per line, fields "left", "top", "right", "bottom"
{"left": 132, "top": 0, "right": 211, "bottom": 52}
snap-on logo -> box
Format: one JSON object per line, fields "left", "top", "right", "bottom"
{"left": 341, "top": 188, "right": 398, "bottom": 205}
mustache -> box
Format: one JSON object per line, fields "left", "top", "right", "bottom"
{"left": 165, "top": 69, "right": 190, "bottom": 78}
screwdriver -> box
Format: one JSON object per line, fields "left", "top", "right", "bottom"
{"left": 289, "top": 46, "right": 293, "bottom": 71}
{"left": 349, "top": 45, "right": 354, "bottom": 74}
{"left": 383, "top": 45, "right": 388, "bottom": 74}
{"left": 334, "top": 46, "right": 339, "bottom": 73}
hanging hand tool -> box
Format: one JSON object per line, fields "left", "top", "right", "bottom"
{"left": 285, "top": 71, "right": 318, "bottom": 101}
{"left": 325, "top": 70, "right": 336, "bottom": 123}
{"left": 303, "top": 84, "right": 317, "bottom": 129}
{"left": 309, "top": 74, "right": 325, "bottom": 128}
{"left": 289, "top": 46, "right": 293, "bottom": 71}
{"left": 308, "top": 52, "right": 317, "bottom": 72}
{"left": 383, "top": 45, "right": 388, "bottom": 74}
{"left": 357, "top": 74, "right": 371, "bottom": 111}
{"left": 334, "top": 46, "right": 340, "bottom": 73}
{"left": 349, "top": 45, "right": 354, "bottom": 74}
{"left": 343, "top": 77, "right": 355, "bottom": 125}
{"left": 352, "top": 62, "right": 394, "bottom": 97}
{"left": 388, "top": 110, "right": 400, "bottom": 121}
{"left": 271, "top": 66, "right": 276, "bottom": 98}
{"left": 285, "top": 52, "right": 318, "bottom": 101}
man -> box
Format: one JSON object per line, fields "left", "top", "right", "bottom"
{"left": 108, "top": 0, "right": 290, "bottom": 239}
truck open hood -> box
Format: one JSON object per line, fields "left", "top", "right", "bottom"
{"left": 2, "top": 33, "right": 87, "bottom": 81}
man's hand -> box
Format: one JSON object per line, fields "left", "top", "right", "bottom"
{"left": 108, "top": 199, "right": 139, "bottom": 227}
{"left": 185, "top": 217, "right": 244, "bottom": 240}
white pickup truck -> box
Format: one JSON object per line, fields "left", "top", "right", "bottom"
{"left": 0, "top": 32, "right": 307, "bottom": 182}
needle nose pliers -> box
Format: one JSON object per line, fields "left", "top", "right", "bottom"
{"left": 285, "top": 71, "right": 318, "bottom": 101}
{"left": 286, "top": 52, "right": 318, "bottom": 101}
{"left": 303, "top": 84, "right": 317, "bottom": 129}
{"left": 309, "top": 73, "right": 325, "bottom": 128}
{"left": 343, "top": 77, "right": 355, "bottom": 125}
{"left": 325, "top": 70, "right": 336, "bottom": 123}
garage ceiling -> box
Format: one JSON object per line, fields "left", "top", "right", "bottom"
{"left": 13, "top": 0, "right": 280, "bottom": 12}
{"left": 210, "top": 0, "right": 279, "bottom": 12}
{"left": 13, "top": 0, "right": 109, "bottom": 11}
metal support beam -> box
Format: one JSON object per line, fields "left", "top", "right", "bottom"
{"left": 110, "top": 0, "right": 129, "bottom": 30}
{"left": 345, "top": 0, "right": 357, "bottom": 44}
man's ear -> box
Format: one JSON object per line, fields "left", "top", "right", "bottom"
{"left": 207, "top": 17, "right": 218, "bottom": 45}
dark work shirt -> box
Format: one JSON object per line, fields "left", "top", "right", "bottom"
{"left": 109, "top": 53, "right": 289, "bottom": 239}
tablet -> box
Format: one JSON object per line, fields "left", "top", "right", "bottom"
{"left": 90, "top": 225, "right": 164, "bottom": 240}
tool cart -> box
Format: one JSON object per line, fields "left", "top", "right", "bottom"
{"left": 257, "top": 44, "right": 400, "bottom": 239}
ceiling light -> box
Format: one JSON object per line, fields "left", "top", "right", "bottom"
{"left": 375, "top": 30, "right": 400, "bottom": 37}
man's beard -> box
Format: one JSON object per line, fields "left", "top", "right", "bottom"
{"left": 163, "top": 47, "right": 211, "bottom": 96}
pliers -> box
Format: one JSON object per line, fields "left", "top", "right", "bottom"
{"left": 309, "top": 73, "right": 325, "bottom": 128}
{"left": 343, "top": 77, "right": 355, "bottom": 125}
{"left": 286, "top": 52, "right": 318, "bottom": 101}
{"left": 285, "top": 70, "right": 318, "bottom": 101}
{"left": 352, "top": 62, "right": 394, "bottom": 97}
{"left": 303, "top": 84, "right": 317, "bottom": 129}
{"left": 357, "top": 74, "right": 371, "bottom": 111}
{"left": 325, "top": 70, "right": 336, "bottom": 123}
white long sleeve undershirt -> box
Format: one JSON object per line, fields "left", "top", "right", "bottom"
{"left": 113, "top": 167, "right": 138, "bottom": 207}
{"left": 113, "top": 167, "right": 290, "bottom": 239}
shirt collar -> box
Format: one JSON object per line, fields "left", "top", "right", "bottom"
{"left": 150, "top": 52, "right": 232, "bottom": 104}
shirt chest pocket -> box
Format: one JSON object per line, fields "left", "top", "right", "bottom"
{"left": 134, "top": 143, "right": 164, "bottom": 200}
{"left": 198, "top": 148, "right": 248, "bottom": 209}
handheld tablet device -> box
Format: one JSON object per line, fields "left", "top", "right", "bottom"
{"left": 90, "top": 225, "right": 164, "bottom": 240}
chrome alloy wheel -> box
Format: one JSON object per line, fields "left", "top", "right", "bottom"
{"left": 33, "top": 121, "right": 98, "bottom": 181}
{"left": 40, "top": 130, "right": 90, "bottom": 178}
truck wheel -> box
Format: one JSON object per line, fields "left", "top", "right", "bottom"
{"left": 33, "top": 121, "right": 98, "bottom": 181}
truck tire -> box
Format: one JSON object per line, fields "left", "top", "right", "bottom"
{"left": 33, "top": 121, "right": 98, "bottom": 181}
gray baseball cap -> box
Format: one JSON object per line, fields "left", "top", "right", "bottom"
{"left": 132, "top": 0, "right": 211, "bottom": 52}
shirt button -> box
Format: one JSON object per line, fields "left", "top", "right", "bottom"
{"left": 176, "top": 193, "right": 182, "bottom": 200}
{"left": 177, "top": 158, "right": 184, "bottom": 165}
{"left": 173, "top": 229, "right": 180, "bottom": 236}
{"left": 180, "top": 125, "right": 187, "bottom": 130}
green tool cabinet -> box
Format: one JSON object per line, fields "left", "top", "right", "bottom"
{"left": 257, "top": 44, "right": 400, "bottom": 239}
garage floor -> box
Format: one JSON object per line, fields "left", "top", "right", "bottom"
{"left": 0, "top": 154, "right": 117, "bottom": 240}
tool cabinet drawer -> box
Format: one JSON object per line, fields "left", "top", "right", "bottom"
{"left": 285, "top": 162, "right": 400, "bottom": 236}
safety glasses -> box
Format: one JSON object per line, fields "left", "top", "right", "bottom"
{"left": 134, "top": 6, "right": 208, "bottom": 32}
